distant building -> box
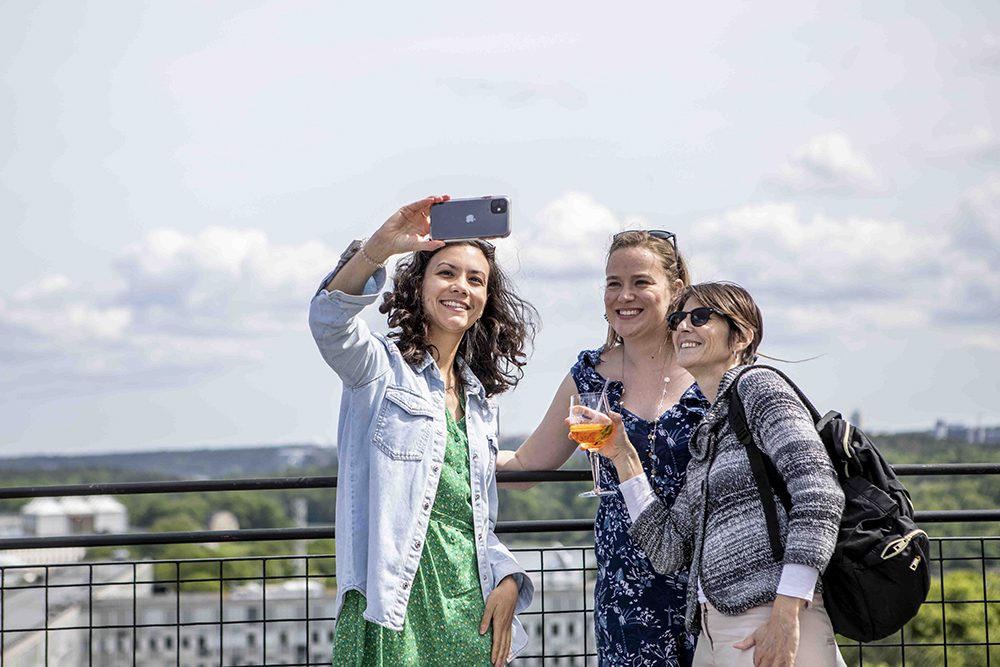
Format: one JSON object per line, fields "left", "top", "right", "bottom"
{"left": 1, "top": 562, "right": 149, "bottom": 667}
{"left": 516, "top": 546, "right": 596, "bottom": 666}
{"left": 933, "top": 420, "right": 1000, "bottom": 444}
{"left": 21, "top": 495, "right": 128, "bottom": 537}
{"left": 90, "top": 581, "right": 336, "bottom": 667}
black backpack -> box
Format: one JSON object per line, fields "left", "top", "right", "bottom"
{"left": 727, "top": 365, "right": 930, "bottom": 643}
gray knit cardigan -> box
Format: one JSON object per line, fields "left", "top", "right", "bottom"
{"left": 629, "top": 365, "right": 845, "bottom": 634}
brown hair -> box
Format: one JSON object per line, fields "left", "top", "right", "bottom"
{"left": 602, "top": 231, "right": 691, "bottom": 351}
{"left": 378, "top": 241, "right": 539, "bottom": 397}
{"left": 670, "top": 281, "right": 763, "bottom": 365}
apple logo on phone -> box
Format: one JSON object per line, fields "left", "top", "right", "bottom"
{"left": 465, "top": 214, "right": 476, "bottom": 224}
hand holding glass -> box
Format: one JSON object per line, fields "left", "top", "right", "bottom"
{"left": 569, "top": 392, "right": 616, "bottom": 498}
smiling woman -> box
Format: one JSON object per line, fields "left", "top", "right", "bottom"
{"left": 599, "top": 281, "right": 847, "bottom": 667}
{"left": 309, "top": 196, "right": 539, "bottom": 667}
{"left": 497, "top": 229, "right": 708, "bottom": 667}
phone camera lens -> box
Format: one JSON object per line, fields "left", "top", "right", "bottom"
{"left": 490, "top": 199, "right": 508, "bottom": 214}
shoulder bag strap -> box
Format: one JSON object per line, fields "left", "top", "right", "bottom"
{"left": 727, "top": 366, "right": 792, "bottom": 562}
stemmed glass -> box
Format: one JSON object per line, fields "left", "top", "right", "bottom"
{"left": 568, "top": 392, "right": 617, "bottom": 498}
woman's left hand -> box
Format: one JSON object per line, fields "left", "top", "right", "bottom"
{"left": 480, "top": 574, "right": 519, "bottom": 667}
{"left": 733, "top": 594, "right": 803, "bottom": 666}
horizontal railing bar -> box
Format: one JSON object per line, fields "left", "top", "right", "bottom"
{"left": 0, "top": 476, "right": 338, "bottom": 499}
{"left": 0, "top": 464, "right": 997, "bottom": 500}
{"left": 1, "top": 511, "right": 998, "bottom": 550}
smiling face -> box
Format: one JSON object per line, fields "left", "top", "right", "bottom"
{"left": 673, "top": 296, "right": 745, "bottom": 377}
{"left": 604, "top": 246, "right": 680, "bottom": 342}
{"left": 420, "top": 244, "right": 490, "bottom": 341}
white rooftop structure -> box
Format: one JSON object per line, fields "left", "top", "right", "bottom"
{"left": 20, "top": 496, "right": 128, "bottom": 537}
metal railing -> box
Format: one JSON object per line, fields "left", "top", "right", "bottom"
{"left": 0, "top": 465, "right": 997, "bottom": 666}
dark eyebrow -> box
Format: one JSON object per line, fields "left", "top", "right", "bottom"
{"left": 435, "top": 261, "right": 486, "bottom": 278}
{"left": 606, "top": 273, "right": 656, "bottom": 281}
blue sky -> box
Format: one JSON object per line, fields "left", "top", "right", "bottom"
{"left": 1, "top": 1, "right": 998, "bottom": 454}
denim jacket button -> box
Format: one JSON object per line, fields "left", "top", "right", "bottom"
{"left": 422, "top": 501, "right": 431, "bottom": 511}
{"left": 474, "top": 494, "right": 480, "bottom": 501}
{"left": 413, "top": 540, "right": 421, "bottom": 550}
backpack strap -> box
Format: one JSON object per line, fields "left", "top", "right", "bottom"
{"left": 748, "top": 365, "right": 823, "bottom": 423}
{"left": 727, "top": 366, "right": 793, "bottom": 562}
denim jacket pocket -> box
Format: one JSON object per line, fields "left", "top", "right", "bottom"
{"left": 372, "top": 386, "right": 437, "bottom": 461}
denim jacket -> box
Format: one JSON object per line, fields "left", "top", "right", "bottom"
{"left": 308, "top": 243, "right": 533, "bottom": 657}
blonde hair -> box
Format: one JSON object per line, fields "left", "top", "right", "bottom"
{"left": 601, "top": 231, "right": 691, "bottom": 351}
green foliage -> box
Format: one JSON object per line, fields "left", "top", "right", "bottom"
{"left": 840, "top": 568, "right": 1000, "bottom": 667}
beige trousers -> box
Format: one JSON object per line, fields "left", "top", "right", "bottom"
{"left": 692, "top": 594, "right": 846, "bottom": 667}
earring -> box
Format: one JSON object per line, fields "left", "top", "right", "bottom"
{"left": 603, "top": 314, "right": 609, "bottom": 322}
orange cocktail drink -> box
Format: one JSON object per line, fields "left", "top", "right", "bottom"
{"left": 569, "top": 422, "right": 614, "bottom": 451}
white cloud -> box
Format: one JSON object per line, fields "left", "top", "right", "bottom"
{"left": 0, "top": 228, "right": 340, "bottom": 387}
{"left": 114, "top": 227, "right": 337, "bottom": 333}
{"left": 950, "top": 175, "right": 1000, "bottom": 257}
{"left": 925, "top": 126, "right": 1000, "bottom": 162}
{"left": 687, "top": 200, "right": 998, "bottom": 344}
{"left": 770, "top": 133, "right": 886, "bottom": 194}
{"left": 501, "top": 192, "right": 626, "bottom": 280}
{"left": 689, "top": 203, "right": 938, "bottom": 300}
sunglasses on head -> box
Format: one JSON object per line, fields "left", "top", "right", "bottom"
{"left": 667, "top": 307, "right": 727, "bottom": 331}
{"left": 613, "top": 229, "right": 677, "bottom": 249}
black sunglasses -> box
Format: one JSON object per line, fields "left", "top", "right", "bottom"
{"left": 667, "top": 307, "right": 727, "bottom": 331}
{"left": 613, "top": 229, "right": 677, "bottom": 249}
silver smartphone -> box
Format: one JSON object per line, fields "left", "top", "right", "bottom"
{"left": 429, "top": 196, "right": 511, "bottom": 241}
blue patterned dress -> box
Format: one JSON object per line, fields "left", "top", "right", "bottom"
{"left": 571, "top": 349, "right": 708, "bottom": 667}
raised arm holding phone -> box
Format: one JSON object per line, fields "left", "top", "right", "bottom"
{"left": 310, "top": 196, "right": 538, "bottom": 666}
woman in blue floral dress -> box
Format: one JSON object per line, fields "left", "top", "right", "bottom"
{"left": 498, "top": 231, "right": 708, "bottom": 666}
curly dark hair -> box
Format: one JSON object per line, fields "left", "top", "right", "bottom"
{"left": 378, "top": 241, "right": 539, "bottom": 397}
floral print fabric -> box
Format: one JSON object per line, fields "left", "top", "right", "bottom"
{"left": 571, "top": 348, "right": 708, "bottom": 667}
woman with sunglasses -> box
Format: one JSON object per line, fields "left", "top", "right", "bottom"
{"left": 597, "top": 282, "right": 846, "bottom": 667}
{"left": 497, "top": 230, "right": 709, "bottom": 666}
{"left": 309, "top": 196, "right": 538, "bottom": 666}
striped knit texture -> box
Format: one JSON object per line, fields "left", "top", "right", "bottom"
{"left": 629, "top": 365, "right": 844, "bottom": 634}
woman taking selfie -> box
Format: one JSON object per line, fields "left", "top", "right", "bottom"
{"left": 309, "top": 196, "right": 537, "bottom": 666}
{"left": 497, "top": 230, "right": 708, "bottom": 666}
{"left": 599, "top": 282, "right": 846, "bottom": 667}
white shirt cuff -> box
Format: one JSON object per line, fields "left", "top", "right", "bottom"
{"left": 618, "top": 474, "right": 656, "bottom": 523}
{"left": 776, "top": 563, "right": 820, "bottom": 602}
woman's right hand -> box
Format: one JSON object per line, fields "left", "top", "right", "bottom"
{"left": 594, "top": 411, "right": 631, "bottom": 460}
{"left": 364, "top": 195, "right": 450, "bottom": 262}
{"left": 598, "top": 411, "right": 645, "bottom": 482}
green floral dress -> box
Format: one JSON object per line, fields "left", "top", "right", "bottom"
{"left": 332, "top": 409, "right": 492, "bottom": 666}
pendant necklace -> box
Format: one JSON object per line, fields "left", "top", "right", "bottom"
{"left": 620, "top": 345, "right": 673, "bottom": 457}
